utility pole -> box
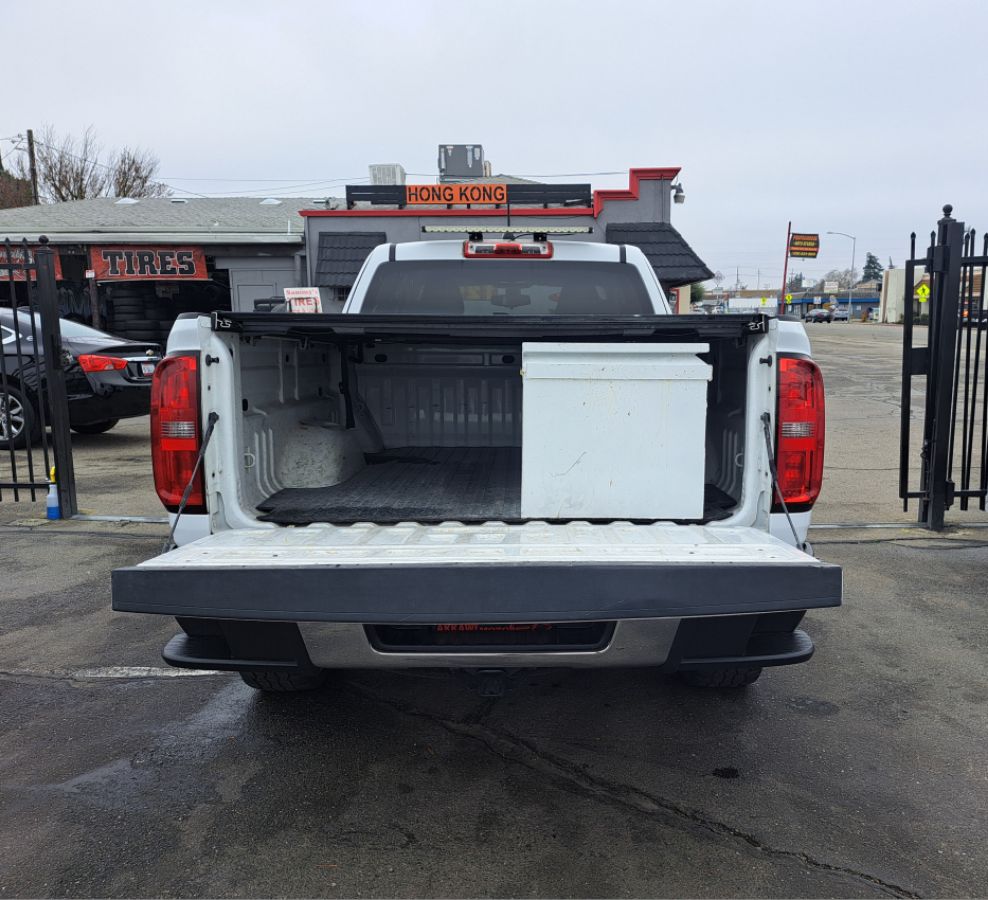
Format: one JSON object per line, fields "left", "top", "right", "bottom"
{"left": 779, "top": 220, "right": 792, "bottom": 315}
{"left": 26, "top": 128, "right": 39, "bottom": 204}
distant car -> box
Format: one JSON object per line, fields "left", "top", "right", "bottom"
{"left": 1, "top": 310, "right": 162, "bottom": 449}
{"left": 804, "top": 308, "right": 833, "bottom": 323}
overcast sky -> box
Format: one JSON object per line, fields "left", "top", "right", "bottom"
{"left": 3, "top": 0, "right": 987, "bottom": 288}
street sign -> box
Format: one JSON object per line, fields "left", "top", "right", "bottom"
{"left": 789, "top": 233, "right": 820, "bottom": 258}
{"left": 760, "top": 297, "right": 768, "bottom": 306}
{"left": 785, "top": 294, "right": 793, "bottom": 304}
{"left": 824, "top": 280, "right": 839, "bottom": 294}
{"left": 917, "top": 283, "right": 930, "bottom": 303}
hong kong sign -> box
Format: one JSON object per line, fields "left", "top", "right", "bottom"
{"left": 89, "top": 245, "right": 208, "bottom": 281}
{"left": 405, "top": 183, "right": 507, "bottom": 205}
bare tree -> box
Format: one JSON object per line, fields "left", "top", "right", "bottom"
{"left": 14, "top": 125, "right": 170, "bottom": 202}
{"left": 111, "top": 147, "right": 171, "bottom": 199}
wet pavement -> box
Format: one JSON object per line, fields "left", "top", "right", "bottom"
{"left": 2, "top": 323, "right": 987, "bottom": 897}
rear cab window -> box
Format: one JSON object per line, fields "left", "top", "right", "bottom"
{"left": 357, "top": 260, "right": 656, "bottom": 316}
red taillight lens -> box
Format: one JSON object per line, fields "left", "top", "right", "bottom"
{"left": 78, "top": 353, "right": 128, "bottom": 372}
{"left": 150, "top": 354, "right": 205, "bottom": 512}
{"left": 462, "top": 240, "right": 553, "bottom": 258}
{"left": 774, "top": 355, "right": 825, "bottom": 512}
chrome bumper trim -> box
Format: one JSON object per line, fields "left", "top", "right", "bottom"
{"left": 299, "top": 618, "right": 681, "bottom": 669}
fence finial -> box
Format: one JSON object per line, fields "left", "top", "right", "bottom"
{"left": 38, "top": 234, "right": 49, "bottom": 245}
{"left": 942, "top": 204, "right": 954, "bottom": 219}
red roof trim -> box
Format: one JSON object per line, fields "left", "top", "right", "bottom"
{"left": 300, "top": 167, "right": 682, "bottom": 219}
{"left": 300, "top": 207, "right": 594, "bottom": 218}
{"left": 592, "top": 167, "right": 681, "bottom": 216}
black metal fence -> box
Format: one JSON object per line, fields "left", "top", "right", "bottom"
{"left": 1, "top": 237, "right": 77, "bottom": 514}
{"left": 900, "top": 206, "right": 987, "bottom": 529}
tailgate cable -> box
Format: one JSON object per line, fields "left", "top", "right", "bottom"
{"left": 162, "top": 411, "right": 219, "bottom": 554}
{"left": 761, "top": 412, "right": 805, "bottom": 551}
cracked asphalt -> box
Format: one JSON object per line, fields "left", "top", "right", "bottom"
{"left": 2, "top": 324, "right": 988, "bottom": 897}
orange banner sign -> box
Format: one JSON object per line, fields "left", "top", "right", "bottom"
{"left": 405, "top": 183, "right": 507, "bottom": 205}
{"left": 89, "top": 245, "right": 208, "bottom": 281}
{"left": 789, "top": 233, "right": 820, "bottom": 258}
{"left": 0, "top": 244, "right": 64, "bottom": 282}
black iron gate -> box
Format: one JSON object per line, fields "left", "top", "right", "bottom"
{"left": 1, "top": 236, "right": 77, "bottom": 515}
{"left": 900, "top": 206, "right": 988, "bottom": 529}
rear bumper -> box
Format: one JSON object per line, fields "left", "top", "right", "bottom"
{"left": 68, "top": 385, "right": 150, "bottom": 426}
{"left": 112, "top": 560, "right": 841, "bottom": 623}
{"left": 161, "top": 616, "right": 815, "bottom": 672}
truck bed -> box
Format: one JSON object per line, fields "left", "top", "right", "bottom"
{"left": 256, "top": 446, "right": 736, "bottom": 525}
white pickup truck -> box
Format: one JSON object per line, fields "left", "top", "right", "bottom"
{"left": 113, "top": 236, "right": 840, "bottom": 693}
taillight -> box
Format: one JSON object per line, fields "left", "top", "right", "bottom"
{"left": 78, "top": 354, "right": 128, "bottom": 372}
{"left": 462, "top": 240, "right": 553, "bottom": 258}
{"left": 150, "top": 354, "right": 205, "bottom": 513}
{"left": 774, "top": 355, "right": 825, "bottom": 512}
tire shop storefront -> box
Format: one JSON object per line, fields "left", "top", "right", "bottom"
{"left": 0, "top": 197, "right": 308, "bottom": 341}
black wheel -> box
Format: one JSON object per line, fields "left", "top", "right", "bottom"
{"left": 71, "top": 418, "right": 120, "bottom": 435}
{"left": 240, "top": 669, "right": 328, "bottom": 692}
{"left": 0, "top": 385, "right": 41, "bottom": 450}
{"left": 679, "top": 667, "right": 762, "bottom": 688}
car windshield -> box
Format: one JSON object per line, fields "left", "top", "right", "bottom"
{"left": 358, "top": 260, "right": 655, "bottom": 316}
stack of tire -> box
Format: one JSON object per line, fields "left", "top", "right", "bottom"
{"left": 106, "top": 285, "right": 171, "bottom": 344}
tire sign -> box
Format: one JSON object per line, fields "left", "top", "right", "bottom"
{"left": 89, "top": 245, "right": 208, "bottom": 281}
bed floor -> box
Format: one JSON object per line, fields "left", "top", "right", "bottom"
{"left": 257, "top": 447, "right": 522, "bottom": 525}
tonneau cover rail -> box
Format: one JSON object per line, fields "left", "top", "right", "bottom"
{"left": 211, "top": 312, "right": 771, "bottom": 342}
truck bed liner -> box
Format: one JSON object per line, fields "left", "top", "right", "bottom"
{"left": 258, "top": 447, "right": 521, "bottom": 525}
{"left": 256, "top": 446, "right": 736, "bottom": 525}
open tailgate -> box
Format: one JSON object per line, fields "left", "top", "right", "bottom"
{"left": 113, "top": 523, "right": 841, "bottom": 623}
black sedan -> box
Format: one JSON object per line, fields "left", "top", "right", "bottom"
{"left": 1, "top": 309, "right": 162, "bottom": 449}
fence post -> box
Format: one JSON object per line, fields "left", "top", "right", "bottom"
{"left": 922, "top": 206, "right": 964, "bottom": 530}
{"left": 34, "top": 238, "right": 77, "bottom": 517}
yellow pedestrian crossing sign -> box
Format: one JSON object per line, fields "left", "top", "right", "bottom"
{"left": 785, "top": 294, "right": 793, "bottom": 304}
{"left": 917, "top": 283, "right": 930, "bottom": 303}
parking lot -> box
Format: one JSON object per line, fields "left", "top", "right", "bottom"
{"left": 2, "top": 323, "right": 987, "bottom": 898}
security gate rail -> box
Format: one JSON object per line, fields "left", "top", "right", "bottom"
{"left": 900, "top": 206, "right": 988, "bottom": 529}
{"left": 0, "top": 236, "right": 77, "bottom": 514}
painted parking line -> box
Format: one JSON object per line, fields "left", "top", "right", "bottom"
{"left": 2, "top": 666, "right": 223, "bottom": 681}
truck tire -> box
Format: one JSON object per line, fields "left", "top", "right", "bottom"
{"left": 239, "top": 669, "right": 328, "bottom": 692}
{"left": 679, "top": 667, "right": 762, "bottom": 688}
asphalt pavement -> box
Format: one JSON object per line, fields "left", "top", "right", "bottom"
{"left": 1, "top": 322, "right": 987, "bottom": 898}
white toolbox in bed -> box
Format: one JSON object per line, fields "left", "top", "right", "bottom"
{"left": 521, "top": 342, "right": 712, "bottom": 520}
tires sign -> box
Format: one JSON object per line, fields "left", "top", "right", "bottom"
{"left": 284, "top": 287, "right": 323, "bottom": 314}
{"left": 89, "top": 245, "right": 208, "bottom": 281}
